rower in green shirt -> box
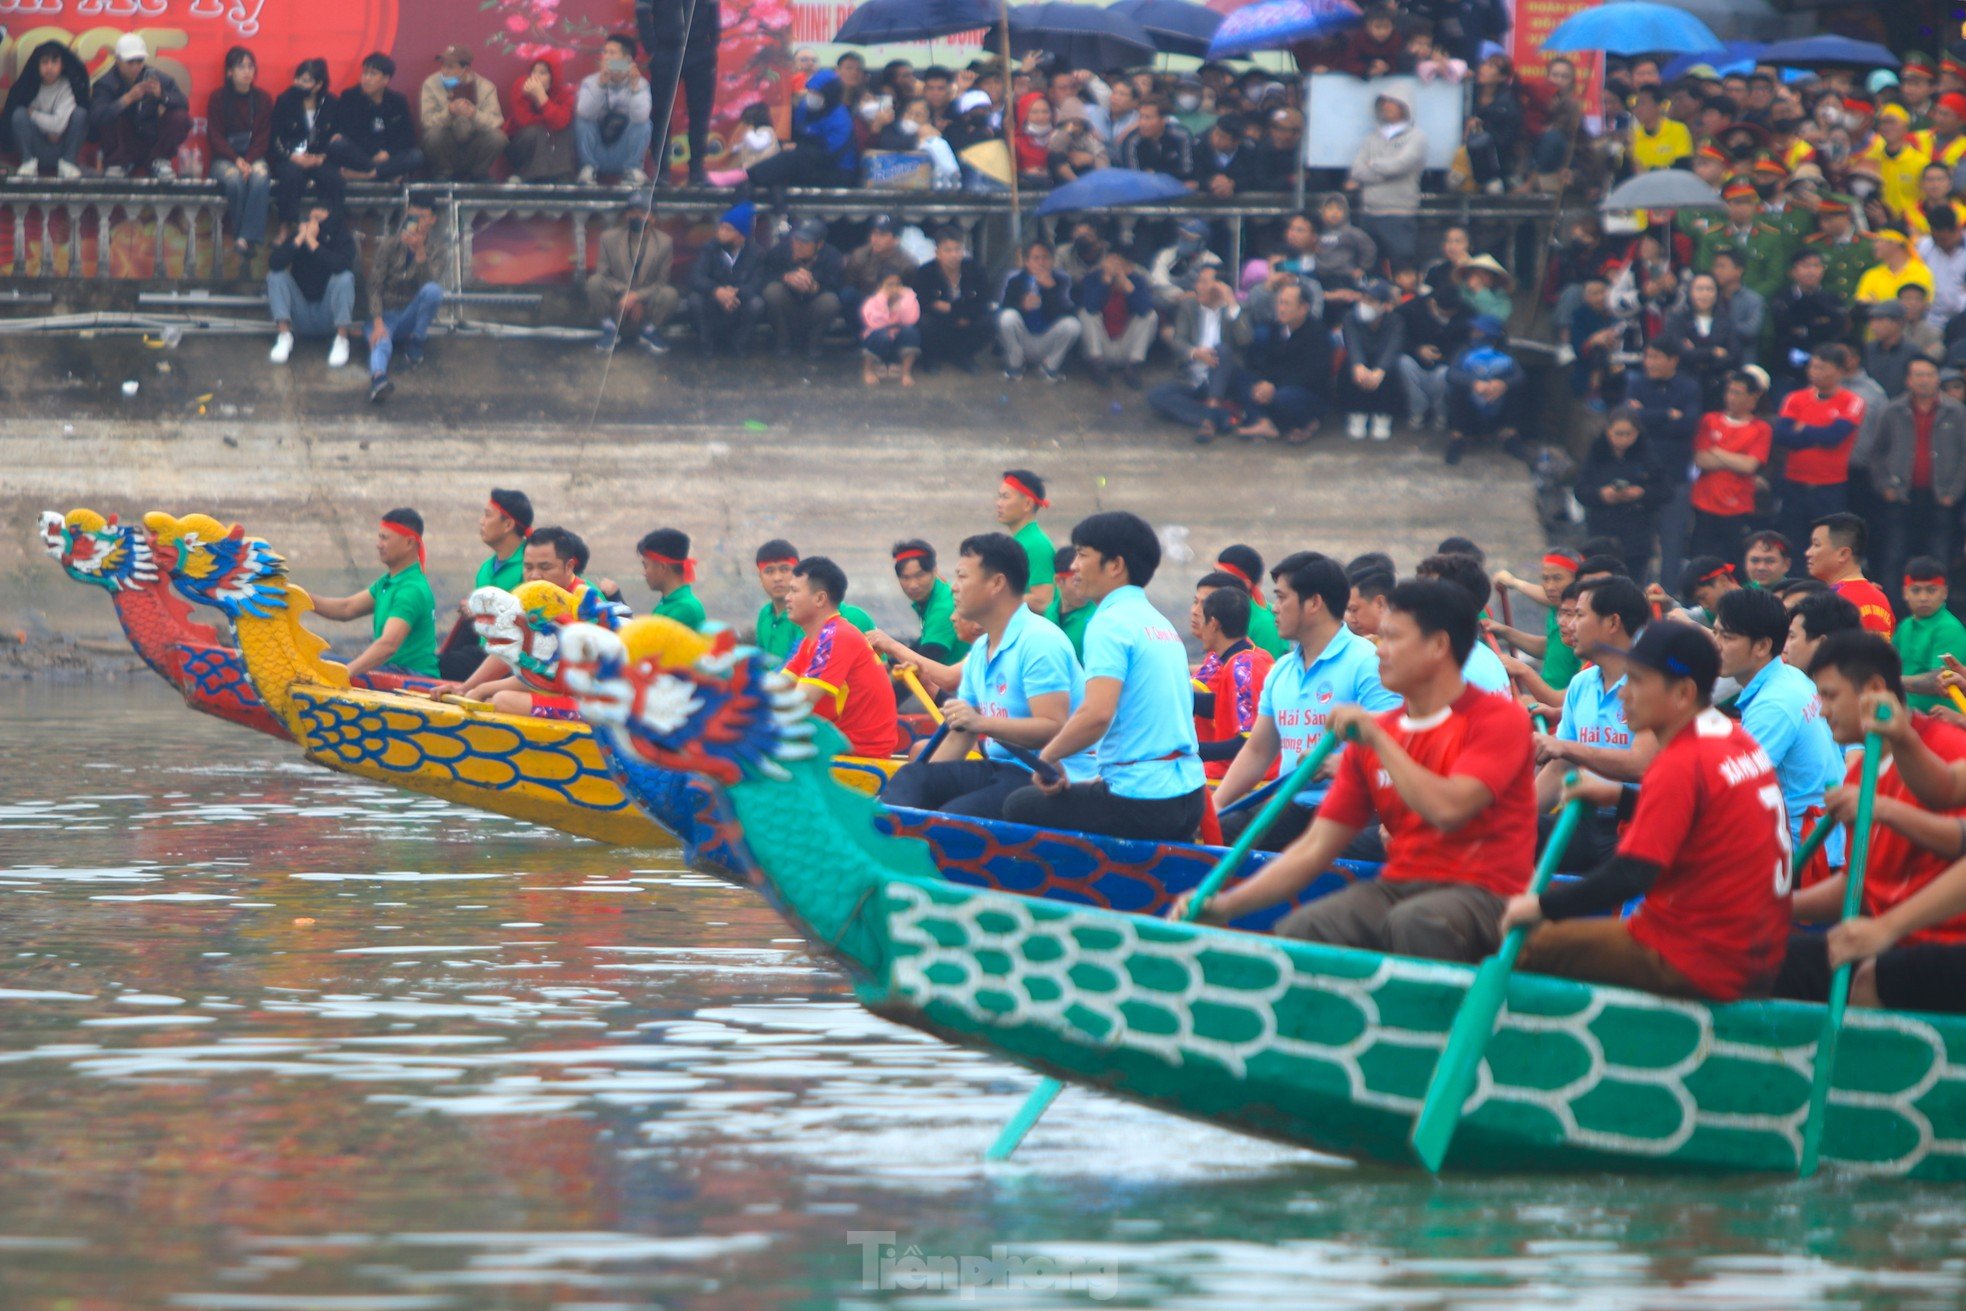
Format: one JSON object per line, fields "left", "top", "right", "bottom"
{"left": 751, "top": 537, "right": 871, "bottom": 663}
{"left": 637, "top": 527, "right": 708, "bottom": 631}
{"left": 1488, "top": 550, "right": 1582, "bottom": 693}
{"left": 308, "top": 507, "right": 440, "bottom": 678}
{"left": 996, "top": 467, "right": 1056, "bottom": 615}
{"left": 890, "top": 539, "right": 971, "bottom": 661}
{"left": 439, "top": 487, "right": 532, "bottom": 680}
{"left": 1897, "top": 559, "right": 1966, "bottom": 711}
{"left": 1043, "top": 544, "right": 1094, "bottom": 660}
{"left": 1214, "top": 544, "right": 1288, "bottom": 658}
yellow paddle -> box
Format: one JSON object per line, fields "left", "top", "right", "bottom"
{"left": 896, "top": 665, "right": 944, "bottom": 724}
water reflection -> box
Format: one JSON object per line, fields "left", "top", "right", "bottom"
{"left": 0, "top": 681, "right": 1963, "bottom": 1310}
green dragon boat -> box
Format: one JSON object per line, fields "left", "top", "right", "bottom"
{"left": 575, "top": 615, "right": 1966, "bottom": 1178}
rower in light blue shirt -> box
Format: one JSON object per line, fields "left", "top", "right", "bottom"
{"left": 1078, "top": 583, "right": 1204, "bottom": 799}
{"left": 958, "top": 604, "right": 1098, "bottom": 781}
{"left": 1464, "top": 639, "right": 1512, "bottom": 694}
{"left": 1715, "top": 586, "right": 1844, "bottom": 849}
{"left": 1261, "top": 624, "right": 1399, "bottom": 805}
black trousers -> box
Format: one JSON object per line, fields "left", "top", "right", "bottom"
{"left": 640, "top": 0, "right": 721, "bottom": 177}
{"left": 1218, "top": 796, "right": 1387, "bottom": 862}
{"left": 1773, "top": 931, "right": 1966, "bottom": 1012}
{"left": 920, "top": 311, "right": 991, "bottom": 366}
{"left": 882, "top": 759, "right": 1027, "bottom": 820}
{"left": 1539, "top": 807, "right": 1621, "bottom": 874}
{"left": 1002, "top": 781, "right": 1206, "bottom": 843}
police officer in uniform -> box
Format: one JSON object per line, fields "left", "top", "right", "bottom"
{"left": 1696, "top": 180, "right": 1789, "bottom": 300}
{"left": 1807, "top": 194, "right": 1873, "bottom": 306}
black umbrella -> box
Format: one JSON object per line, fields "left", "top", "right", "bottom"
{"left": 835, "top": 0, "right": 1003, "bottom": 44}
{"left": 1110, "top": 0, "right": 1224, "bottom": 57}
{"left": 1008, "top": 2, "right": 1158, "bottom": 70}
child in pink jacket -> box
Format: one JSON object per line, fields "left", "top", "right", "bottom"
{"left": 860, "top": 271, "right": 921, "bottom": 387}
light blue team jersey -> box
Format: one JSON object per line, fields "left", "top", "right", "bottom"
{"left": 1735, "top": 657, "right": 1844, "bottom": 848}
{"left": 1080, "top": 585, "right": 1205, "bottom": 800}
{"left": 1259, "top": 625, "right": 1400, "bottom": 805}
{"left": 1556, "top": 667, "right": 1631, "bottom": 750}
{"left": 957, "top": 606, "right": 1097, "bottom": 782}
{"left": 1464, "top": 641, "right": 1512, "bottom": 694}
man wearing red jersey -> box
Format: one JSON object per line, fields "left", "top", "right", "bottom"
{"left": 1504, "top": 622, "right": 1792, "bottom": 1001}
{"left": 1806, "top": 512, "right": 1896, "bottom": 636}
{"left": 1775, "top": 633, "right": 1966, "bottom": 1012}
{"left": 1773, "top": 345, "right": 1866, "bottom": 557}
{"left": 783, "top": 556, "right": 901, "bottom": 758}
{"left": 1178, "top": 579, "right": 1537, "bottom": 964}
{"left": 1190, "top": 580, "right": 1275, "bottom": 780}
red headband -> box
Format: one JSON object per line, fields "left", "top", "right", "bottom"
{"left": 488, "top": 500, "right": 530, "bottom": 538}
{"left": 757, "top": 556, "right": 797, "bottom": 570}
{"left": 892, "top": 549, "right": 930, "bottom": 564}
{"left": 642, "top": 550, "right": 697, "bottom": 582}
{"left": 1003, "top": 475, "right": 1048, "bottom": 509}
{"left": 1542, "top": 553, "right": 1579, "bottom": 572}
{"left": 381, "top": 518, "right": 425, "bottom": 564}
{"left": 1215, "top": 559, "right": 1270, "bottom": 609}
{"left": 1697, "top": 562, "right": 1734, "bottom": 585}
{"left": 1906, "top": 573, "right": 1946, "bottom": 587}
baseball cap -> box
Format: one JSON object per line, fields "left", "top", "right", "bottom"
{"left": 1620, "top": 623, "right": 1719, "bottom": 698}
{"left": 437, "top": 44, "right": 473, "bottom": 66}
{"left": 113, "top": 34, "right": 148, "bottom": 61}
{"left": 792, "top": 218, "right": 827, "bottom": 243}
{"left": 956, "top": 89, "right": 992, "bottom": 115}
{"left": 868, "top": 214, "right": 898, "bottom": 235}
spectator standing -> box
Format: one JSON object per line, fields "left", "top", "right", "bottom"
{"left": 1626, "top": 85, "right": 1690, "bottom": 172}
{"left": 1118, "top": 98, "right": 1193, "bottom": 181}
{"left": 687, "top": 201, "right": 764, "bottom": 356}
{"left": 270, "top": 58, "right": 342, "bottom": 228}
{"left": 1195, "top": 112, "right": 1259, "bottom": 198}
{"left": 1315, "top": 193, "right": 1377, "bottom": 318}
{"left": 329, "top": 53, "right": 422, "bottom": 182}
{"left": 420, "top": 45, "right": 505, "bottom": 181}
{"left": 1709, "top": 250, "right": 1765, "bottom": 366}
{"left": 89, "top": 34, "right": 190, "bottom": 179}
{"left": 1773, "top": 345, "right": 1867, "bottom": 549}
{"left": 997, "top": 239, "right": 1080, "bottom": 382}
{"left": 1917, "top": 208, "right": 1966, "bottom": 327}
{"left": 586, "top": 197, "right": 676, "bottom": 354}
{"left": 1625, "top": 340, "right": 1703, "bottom": 586}
{"left": 1252, "top": 107, "right": 1304, "bottom": 191}
{"left": 1463, "top": 55, "right": 1522, "bottom": 193}
{"left": 267, "top": 203, "right": 356, "bottom": 368}
{"left": 637, "top": 0, "right": 721, "bottom": 185}
{"left": 911, "top": 225, "right": 992, "bottom": 374}
{"left": 4, "top": 40, "right": 88, "bottom": 179}
{"left": 1855, "top": 228, "right": 1937, "bottom": 307}
{"left": 1576, "top": 406, "right": 1670, "bottom": 580}
{"left": 1689, "top": 371, "right": 1771, "bottom": 564}
{"left": 1077, "top": 247, "right": 1157, "bottom": 389}
{"left": 1398, "top": 283, "right": 1470, "bottom": 430}
{"left": 365, "top": 197, "right": 450, "bottom": 404}
{"left": 1340, "top": 279, "right": 1404, "bottom": 441}
{"left": 1660, "top": 273, "right": 1741, "bottom": 412}
{"left": 760, "top": 218, "right": 845, "bottom": 359}
{"left": 1347, "top": 92, "right": 1427, "bottom": 270}
{"left": 575, "top": 36, "right": 653, "bottom": 185}
{"left": 1769, "top": 248, "right": 1847, "bottom": 395}
{"left": 206, "top": 47, "right": 273, "bottom": 256}
{"left": 1866, "top": 301, "right": 1922, "bottom": 398}
{"left": 1149, "top": 262, "right": 1241, "bottom": 443}
{"left": 504, "top": 53, "right": 576, "bottom": 183}
{"left": 859, "top": 271, "right": 921, "bottom": 387}
{"left": 1872, "top": 356, "right": 1966, "bottom": 585}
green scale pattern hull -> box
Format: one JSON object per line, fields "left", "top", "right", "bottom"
{"left": 728, "top": 742, "right": 1966, "bottom": 1178}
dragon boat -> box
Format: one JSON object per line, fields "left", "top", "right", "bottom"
{"left": 560, "top": 618, "right": 1374, "bottom": 924}
{"left": 39, "top": 509, "right": 434, "bottom": 738}
{"left": 576, "top": 615, "right": 1966, "bottom": 1179}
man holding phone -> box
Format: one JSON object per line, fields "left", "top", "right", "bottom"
{"left": 365, "top": 196, "right": 450, "bottom": 403}
{"left": 88, "top": 34, "right": 190, "bottom": 179}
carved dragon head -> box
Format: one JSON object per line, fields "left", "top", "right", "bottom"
{"left": 142, "top": 512, "right": 288, "bottom": 620}
{"left": 40, "top": 509, "right": 160, "bottom": 592}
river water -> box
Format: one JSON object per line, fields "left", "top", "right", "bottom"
{"left": 2, "top": 680, "right": 1964, "bottom": 1310}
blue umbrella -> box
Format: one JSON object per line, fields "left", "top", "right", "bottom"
{"left": 1110, "top": 0, "right": 1223, "bottom": 57}
{"left": 1756, "top": 35, "right": 1900, "bottom": 70}
{"left": 1544, "top": 2, "right": 1720, "bottom": 56}
{"left": 1008, "top": 3, "right": 1158, "bottom": 70}
{"left": 1207, "top": 0, "right": 1361, "bottom": 59}
{"left": 1662, "top": 41, "right": 1765, "bottom": 81}
{"left": 834, "top": 0, "right": 1002, "bottom": 43}
{"left": 1035, "top": 167, "right": 1191, "bottom": 216}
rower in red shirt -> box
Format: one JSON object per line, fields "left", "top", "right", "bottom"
{"left": 1505, "top": 623, "right": 1791, "bottom": 1001}
{"left": 1189, "top": 577, "right": 1275, "bottom": 780}
{"left": 1773, "top": 345, "right": 1865, "bottom": 569}
{"left": 1805, "top": 511, "right": 1896, "bottom": 636}
{"left": 1775, "top": 632, "right": 1966, "bottom": 1014}
{"left": 1180, "top": 579, "right": 1536, "bottom": 965}
{"left": 782, "top": 555, "right": 901, "bottom": 758}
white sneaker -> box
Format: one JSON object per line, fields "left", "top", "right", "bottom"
{"left": 1370, "top": 414, "right": 1393, "bottom": 441}
{"left": 56, "top": 158, "right": 81, "bottom": 180}
{"left": 104, "top": 164, "right": 128, "bottom": 179}
{"left": 151, "top": 160, "right": 176, "bottom": 181}
{"left": 576, "top": 165, "right": 597, "bottom": 185}
{"left": 269, "top": 331, "right": 294, "bottom": 364}
{"left": 328, "top": 335, "right": 350, "bottom": 368}
{"left": 625, "top": 168, "right": 649, "bottom": 187}
{"left": 1346, "top": 413, "right": 1368, "bottom": 441}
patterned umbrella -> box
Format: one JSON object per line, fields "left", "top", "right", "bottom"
{"left": 1207, "top": 0, "right": 1362, "bottom": 59}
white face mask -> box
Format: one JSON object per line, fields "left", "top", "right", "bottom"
{"left": 858, "top": 98, "right": 884, "bottom": 122}
{"left": 741, "top": 125, "right": 775, "bottom": 151}
{"left": 897, "top": 118, "right": 921, "bottom": 137}
{"left": 1028, "top": 124, "right": 1052, "bottom": 141}
{"left": 1356, "top": 303, "right": 1382, "bottom": 323}
{"left": 1176, "top": 93, "right": 1201, "bottom": 113}
{"left": 804, "top": 91, "right": 824, "bottom": 112}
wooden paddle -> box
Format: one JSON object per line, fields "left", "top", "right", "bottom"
{"left": 1947, "top": 685, "right": 1966, "bottom": 717}
{"left": 896, "top": 665, "right": 944, "bottom": 725}
{"left": 984, "top": 725, "right": 1351, "bottom": 1162}
{"left": 1797, "top": 708, "right": 1888, "bottom": 1178}
{"left": 1410, "top": 773, "right": 1587, "bottom": 1172}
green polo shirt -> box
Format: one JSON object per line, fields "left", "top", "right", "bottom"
{"left": 912, "top": 577, "right": 969, "bottom": 660}
{"left": 755, "top": 601, "right": 873, "bottom": 663}
{"left": 1015, "top": 521, "right": 1055, "bottom": 595}
{"left": 1044, "top": 596, "right": 1092, "bottom": 661}
{"left": 653, "top": 583, "right": 707, "bottom": 632}
{"left": 1897, "top": 608, "right": 1966, "bottom": 711}
{"left": 368, "top": 563, "right": 439, "bottom": 676}
{"left": 1541, "top": 606, "right": 1581, "bottom": 692}
{"left": 1247, "top": 602, "right": 1286, "bottom": 658}
{"left": 474, "top": 546, "right": 523, "bottom": 593}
